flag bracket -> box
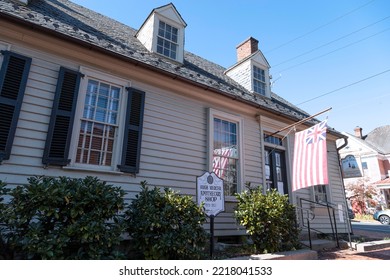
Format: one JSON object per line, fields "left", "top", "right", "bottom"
{"left": 263, "top": 107, "right": 332, "bottom": 139}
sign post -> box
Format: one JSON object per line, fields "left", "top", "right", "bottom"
{"left": 197, "top": 172, "right": 224, "bottom": 259}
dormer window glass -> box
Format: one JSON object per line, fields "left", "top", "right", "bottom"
{"left": 253, "top": 65, "right": 266, "bottom": 95}
{"left": 157, "top": 21, "right": 178, "bottom": 60}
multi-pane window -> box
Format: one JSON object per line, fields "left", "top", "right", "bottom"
{"left": 157, "top": 21, "right": 178, "bottom": 60}
{"left": 314, "top": 185, "right": 328, "bottom": 203}
{"left": 264, "top": 134, "right": 283, "bottom": 146}
{"left": 212, "top": 117, "right": 238, "bottom": 196}
{"left": 253, "top": 65, "right": 266, "bottom": 95}
{"left": 76, "top": 79, "right": 120, "bottom": 166}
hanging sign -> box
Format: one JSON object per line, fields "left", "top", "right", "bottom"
{"left": 197, "top": 172, "right": 224, "bottom": 217}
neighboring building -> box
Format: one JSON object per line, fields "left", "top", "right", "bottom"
{"left": 0, "top": 0, "right": 350, "bottom": 238}
{"left": 337, "top": 126, "right": 390, "bottom": 209}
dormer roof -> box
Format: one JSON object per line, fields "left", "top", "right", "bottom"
{"left": 225, "top": 50, "right": 270, "bottom": 73}
{"left": 136, "top": 3, "right": 187, "bottom": 35}
{"left": 136, "top": 3, "right": 186, "bottom": 64}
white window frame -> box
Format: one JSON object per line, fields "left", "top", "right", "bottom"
{"left": 0, "top": 41, "right": 11, "bottom": 65}
{"left": 156, "top": 20, "right": 178, "bottom": 60}
{"left": 208, "top": 108, "right": 244, "bottom": 200}
{"left": 67, "top": 67, "right": 130, "bottom": 172}
{"left": 252, "top": 64, "right": 266, "bottom": 95}
{"left": 313, "top": 185, "right": 329, "bottom": 203}
{"left": 153, "top": 15, "right": 184, "bottom": 63}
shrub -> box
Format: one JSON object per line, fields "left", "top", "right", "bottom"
{"left": 235, "top": 185, "right": 300, "bottom": 254}
{"left": 0, "top": 176, "right": 125, "bottom": 259}
{"left": 0, "top": 180, "right": 6, "bottom": 215}
{"left": 124, "top": 181, "right": 208, "bottom": 259}
{"left": 0, "top": 180, "right": 11, "bottom": 259}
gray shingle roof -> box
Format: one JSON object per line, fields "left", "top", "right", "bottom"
{"left": 365, "top": 125, "right": 390, "bottom": 154}
{"left": 0, "top": 0, "right": 341, "bottom": 135}
{"left": 344, "top": 125, "right": 390, "bottom": 155}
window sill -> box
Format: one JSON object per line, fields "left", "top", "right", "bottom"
{"left": 62, "top": 166, "right": 128, "bottom": 176}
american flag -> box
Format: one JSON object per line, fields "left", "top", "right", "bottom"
{"left": 292, "top": 120, "right": 328, "bottom": 191}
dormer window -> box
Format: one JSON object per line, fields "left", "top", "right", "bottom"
{"left": 157, "top": 21, "right": 178, "bottom": 60}
{"left": 253, "top": 65, "right": 266, "bottom": 95}
{"left": 225, "top": 37, "right": 271, "bottom": 98}
{"left": 136, "top": 3, "right": 187, "bottom": 64}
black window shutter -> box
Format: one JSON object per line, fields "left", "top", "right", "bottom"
{"left": 0, "top": 51, "right": 32, "bottom": 163}
{"left": 42, "top": 67, "right": 82, "bottom": 166}
{"left": 118, "top": 87, "right": 145, "bottom": 173}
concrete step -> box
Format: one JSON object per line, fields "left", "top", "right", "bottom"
{"left": 351, "top": 240, "right": 390, "bottom": 252}
{"left": 227, "top": 249, "right": 318, "bottom": 260}
{"left": 301, "top": 239, "right": 337, "bottom": 251}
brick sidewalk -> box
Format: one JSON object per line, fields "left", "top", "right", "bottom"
{"left": 318, "top": 247, "right": 390, "bottom": 260}
{"left": 318, "top": 228, "right": 390, "bottom": 260}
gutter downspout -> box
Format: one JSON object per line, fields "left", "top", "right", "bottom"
{"left": 336, "top": 136, "right": 353, "bottom": 249}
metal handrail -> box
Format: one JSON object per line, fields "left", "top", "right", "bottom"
{"left": 298, "top": 198, "right": 340, "bottom": 249}
{"left": 295, "top": 205, "right": 315, "bottom": 249}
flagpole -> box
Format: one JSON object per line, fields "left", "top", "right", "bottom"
{"left": 264, "top": 107, "right": 332, "bottom": 139}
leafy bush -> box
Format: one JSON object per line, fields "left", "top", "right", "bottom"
{"left": 0, "top": 180, "right": 11, "bottom": 259}
{"left": 235, "top": 185, "right": 300, "bottom": 254}
{"left": 125, "top": 181, "right": 208, "bottom": 259}
{"left": 0, "top": 180, "right": 6, "bottom": 215}
{"left": 0, "top": 176, "right": 125, "bottom": 259}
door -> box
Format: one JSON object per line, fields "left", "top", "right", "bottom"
{"left": 265, "top": 148, "right": 288, "bottom": 195}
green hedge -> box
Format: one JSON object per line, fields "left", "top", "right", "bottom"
{"left": 0, "top": 176, "right": 125, "bottom": 259}
{"left": 1, "top": 177, "right": 302, "bottom": 259}
{"left": 235, "top": 185, "right": 300, "bottom": 254}
{"left": 124, "top": 181, "right": 208, "bottom": 259}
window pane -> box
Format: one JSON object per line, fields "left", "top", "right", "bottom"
{"left": 230, "top": 122, "right": 236, "bottom": 134}
{"left": 95, "top": 108, "right": 105, "bottom": 122}
{"left": 97, "top": 96, "right": 108, "bottom": 109}
{"left": 264, "top": 151, "right": 269, "bottom": 164}
{"left": 275, "top": 153, "right": 281, "bottom": 166}
{"left": 315, "top": 185, "right": 328, "bottom": 202}
{"left": 276, "top": 167, "right": 282, "bottom": 181}
{"left": 110, "top": 87, "right": 120, "bottom": 100}
{"left": 212, "top": 117, "right": 238, "bottom": 196}
{"left": 264, "top": 134, "right": 283, "bottom": 145}
{"left": 99, "top": 83, "right": 109, "bottom": 96}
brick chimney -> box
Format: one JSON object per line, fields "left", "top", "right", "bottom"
{"left": 354, "top": 126, "right": 363, "bottom": 138}
{"left": 236, "top": 37, "right": 259, "bottom": 62}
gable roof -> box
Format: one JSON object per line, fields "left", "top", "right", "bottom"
{"left": 136, "top": 2, "right": 187, "bottom": 38}
{"left": 225, "top": 49, "right": 271, "bottom": 73}
{"left": 0, "top": 0, "right": 343, "bottom": 137}
{"left": 343, "top": 132, "right": 379, "bottom": 154}
{"left": 343, "top": 125, "right": 390, "bottom": 155}
{"left": 365, "top": 125, "right": 390, "bottom": 154}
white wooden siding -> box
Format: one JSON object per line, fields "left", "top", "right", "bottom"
{"left": 0, "top": 41, "right": 349, "bottom": 238}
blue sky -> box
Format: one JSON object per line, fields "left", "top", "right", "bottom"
{"left": 71, "top": 0, "right": 390, "bottom": 136}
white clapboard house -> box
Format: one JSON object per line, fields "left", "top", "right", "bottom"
{"left": 0, "top": 0, "right": 350, "bottom": 239}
